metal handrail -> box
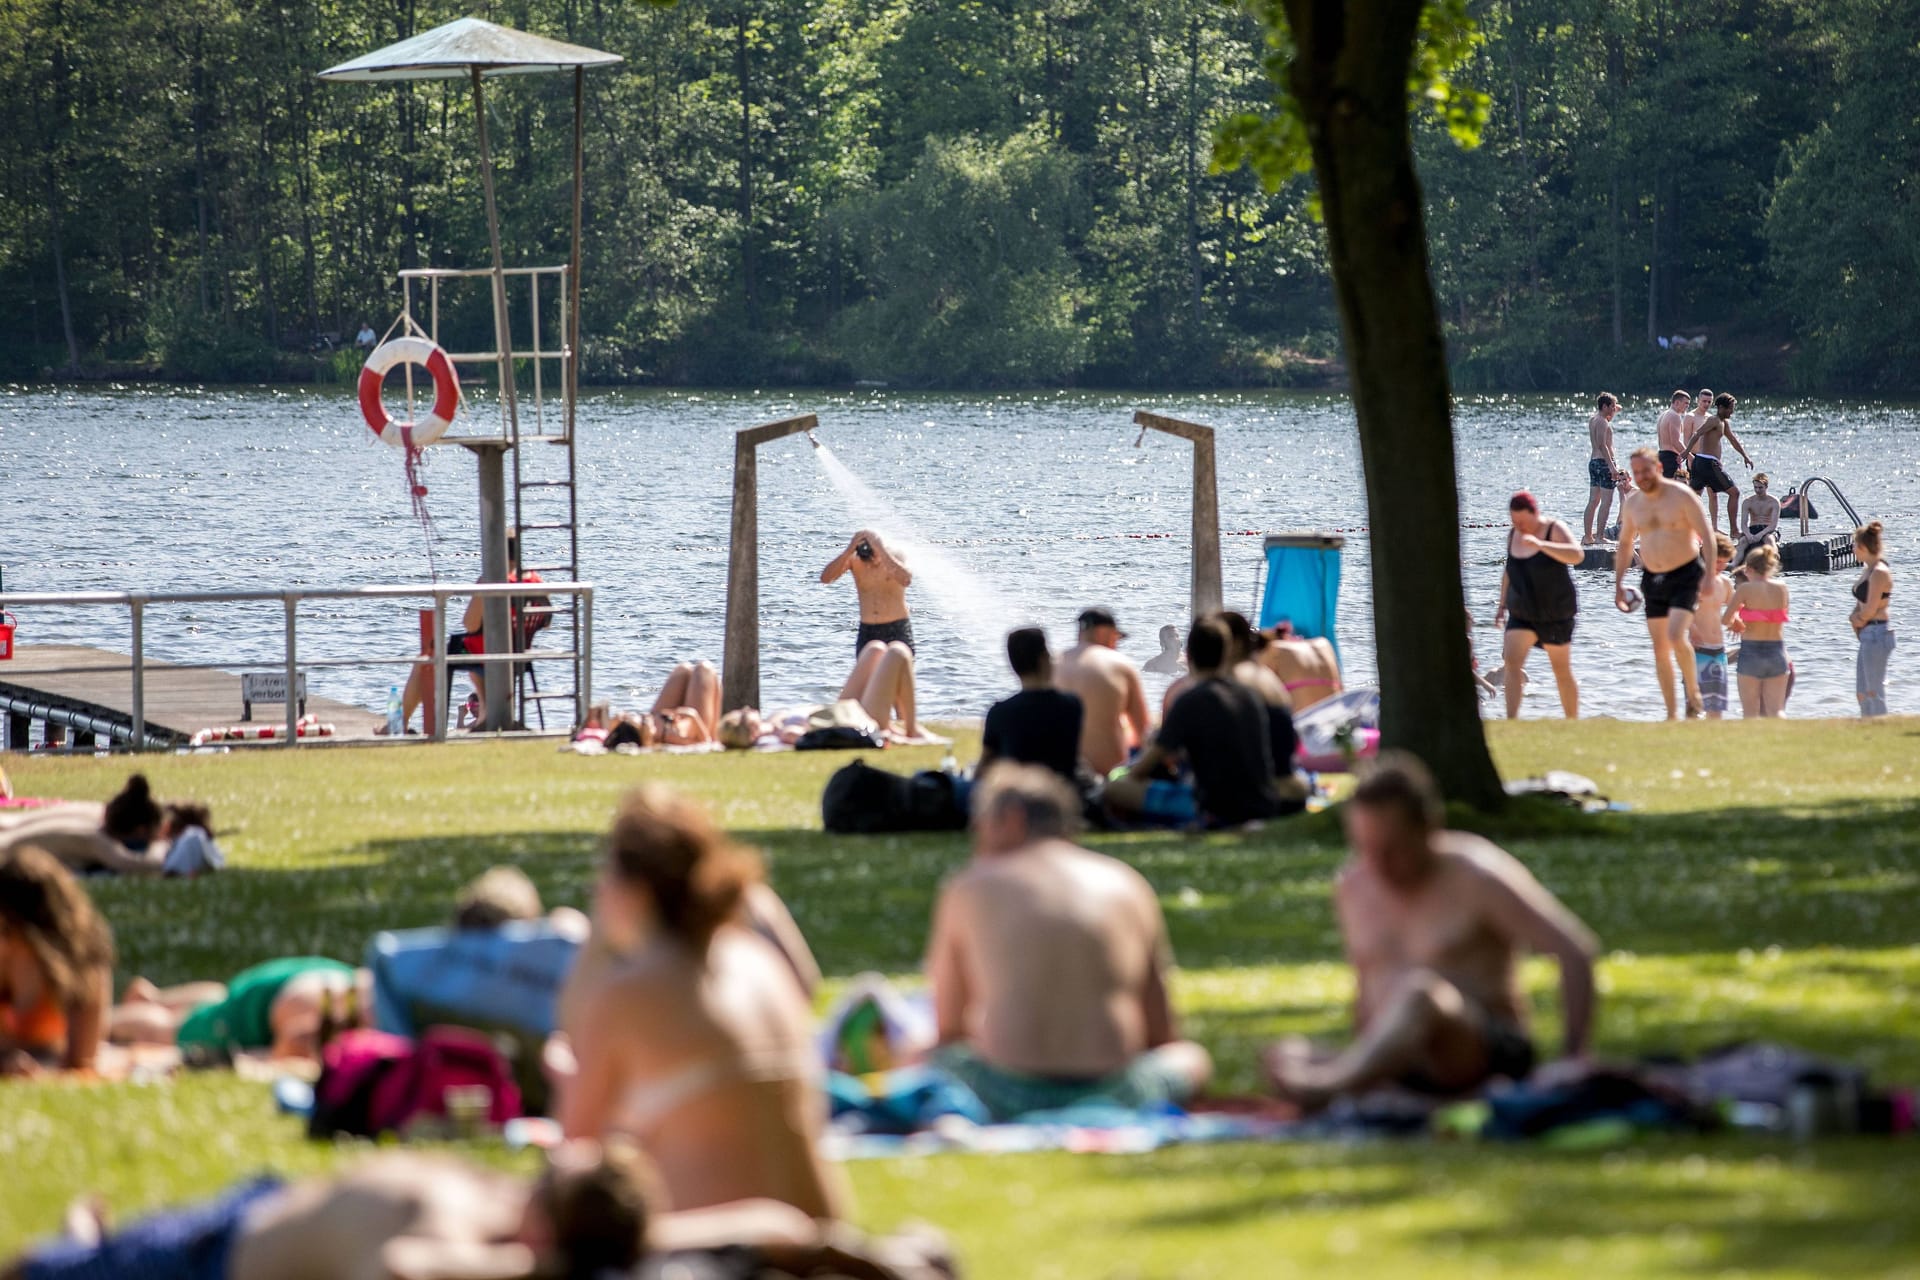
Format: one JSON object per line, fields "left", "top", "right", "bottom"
{"left": 1795, "top": 476, "right": 1863, "bottom": 538}
{"left": 0, "top": 582, "right": 593, "bottom": 750}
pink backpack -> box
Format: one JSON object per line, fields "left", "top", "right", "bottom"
{"left": 310, "top": 1026, "right": 522, "bottom": 1139}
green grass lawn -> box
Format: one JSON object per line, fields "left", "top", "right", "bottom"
{"left": 3, "top": 719, "right": 1918, "bottom": 1276}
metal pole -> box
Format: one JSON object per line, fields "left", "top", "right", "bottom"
{"left": 283, "top": 595, "right": 299, "bottom": 748}
{"left": 431, "top": 593, "right": 448, "bottom": 743}
{"left": 129, "top": 595, "right": 146, "bottom": 752}
{"left": 579, "top": 586, "right": 593, "bottom": 722}
{"left": 568, "top": 67, "right": 583, "bottom": 445}
{"left": 469, "top": 68, "right": 522, "bottom": 446}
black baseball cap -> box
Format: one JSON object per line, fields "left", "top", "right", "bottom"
{"left": 1077, "top": 608, "right": 1127, "bottom": 639}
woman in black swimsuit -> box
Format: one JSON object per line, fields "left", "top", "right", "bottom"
{"left": 1493, "top": 491, "right": 1586, "bottom": 719}
{"left": 1850, "top": 521, "right": 1895, "bottom": 717}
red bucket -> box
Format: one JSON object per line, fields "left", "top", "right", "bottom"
{"left": 0, "top": 611, "right": 15, "bottom": 661}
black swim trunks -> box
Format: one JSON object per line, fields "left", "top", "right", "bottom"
{"left": 855, "top": 617, "right": 915, "bottom": 658}
{"left": 1505, "top": 615, "right": 1576, "bottom": 648}
{"left": 1642, "top": 556, "right": 1706, "bottom": 619}
{"left": 1400, "top": 1015, "right": 1537, "bottom": 1095}
{"left": 1658, "top": 449, "right": 1682, "bottom": 479}
{"left": 1587, "top": 457, "right": 1615, "bottom": 490}
{"left": 1689, "top": 454, "right": 1736, "bottom": 496}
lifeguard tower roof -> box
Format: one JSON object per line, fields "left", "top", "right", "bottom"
{"left": 318, "top": 16, "right": 621, "bottom": 82}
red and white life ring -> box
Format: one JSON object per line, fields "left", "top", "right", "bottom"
{"left": 358, "top": 336, "right": 460, "bottom": 447}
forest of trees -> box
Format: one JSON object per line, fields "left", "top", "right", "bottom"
{"left": 0, "top": 0, "right": 1910, "bottom": 391}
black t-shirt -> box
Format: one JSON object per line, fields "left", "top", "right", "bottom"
{"left": 982, "top": 688, "right": 1085, "bottom": 782}
{"left": 1156, "top": 677, "right": 1283, "bottom": 825}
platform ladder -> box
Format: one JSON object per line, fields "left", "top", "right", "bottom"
{"left": 403, "top": 265, "right": 584, "bottom": 728}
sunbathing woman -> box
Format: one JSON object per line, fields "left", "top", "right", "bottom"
{"left": 591, "top": 660, "right": 725, "bottom": 748}
{"left": 557, "top": 785, "right": 847, "bottom": 1219}
{"left": 0, "top": 846, "right": 113, "bottom": 1077}
{"left": 109, "top": 956, "right": 370, "bottom": 1062}
{"left": 716, "top": 644, "right": 923, "bottom": 749}
{"left": 0, "top": 775, "right": 176, "bottom": 877}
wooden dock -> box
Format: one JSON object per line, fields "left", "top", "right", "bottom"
{"left": 0, "top": 645, "right": 381, "bottom": 750}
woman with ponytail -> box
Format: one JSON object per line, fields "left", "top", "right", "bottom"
{"left": 556, "top": 785, "right": 845, "bottom": 1220}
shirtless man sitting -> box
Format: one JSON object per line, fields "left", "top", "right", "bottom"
{"left": 1054, "top": 608, "right": 1151, "bottom": 777}
{"left": 1615, "top": 446, "right": 1718, "bottom": 719}
{"left": 3, "top": 1142, "right": 948, "bottom": 1280}
{"left": 820, "top": 528, "right": 914, "bottom": 658}
{"left": 1264, "top": 754, "right": 1598, "bottom": 1109}
{"left": 1682, "top": 392, "right": 1754, "bottom": 541}
{"left": 926, "top": 765, "right": 1211, "bottom": 1120}
{"left": 1732, "top": 473, "right": 1782, "bottom": 570}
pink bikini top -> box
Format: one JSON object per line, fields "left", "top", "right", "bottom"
{"left": 1737, "top": 607, "right": 1790, "bottom": 624}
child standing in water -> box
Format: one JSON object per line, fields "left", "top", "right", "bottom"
{"left": 1690, "top": 534, "right": 1737, "bottom": 721}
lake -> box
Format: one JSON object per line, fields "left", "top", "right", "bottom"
{"left": 1, "top": 385, "right": 1911, "bottom": 722}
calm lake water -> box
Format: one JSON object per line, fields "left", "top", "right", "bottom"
{"left": 1, "top": 385, "right": 1912, "bottom": 722}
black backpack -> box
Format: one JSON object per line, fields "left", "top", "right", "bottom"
{"left": 822, "top": 760, "right": 966, "bottom": 833}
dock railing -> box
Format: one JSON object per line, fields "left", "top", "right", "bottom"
{"left": 0, "top": 582, "right": 592, "bottom": 750}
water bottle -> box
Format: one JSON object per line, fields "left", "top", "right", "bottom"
{"left": 386, "top": 684, "right": 404, "bottom": 736}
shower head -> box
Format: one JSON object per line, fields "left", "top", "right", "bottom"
{"left": 807, "top": 430, "right": 821, "bottom": 449}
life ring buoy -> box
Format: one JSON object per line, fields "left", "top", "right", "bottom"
{"left": 359, "top": 336, "right": 459, "bottom": 447}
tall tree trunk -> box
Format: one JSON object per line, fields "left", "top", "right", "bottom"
{"left": 1645, "top": 182, "right": 1660, "bottom": 345}
{"left": 1184, "top": 17, "right": 1204, "bottom": 328}
{"left": 1280, "top": 0, "right": 1503, "bottom": 808}
{"left": 44, "top": 161, "right": 81, "bottom": 372}
{"left": 734, "top": 12, "right": 756, "bottom": 324}
{"left": 1607, "top": 36, "right": 1624, "bottom": 349}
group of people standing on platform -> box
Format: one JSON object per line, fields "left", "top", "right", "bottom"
{"left": 1499, "top": 391, "right": 1895, "bottom": 720}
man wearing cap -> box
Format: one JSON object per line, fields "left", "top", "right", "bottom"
{"left": 1055, "top": 608, "right": 1151, "bottom": 777}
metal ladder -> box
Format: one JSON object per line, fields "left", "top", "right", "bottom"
{"left": 403, "top": 266, "right": 585, "bottom": 728}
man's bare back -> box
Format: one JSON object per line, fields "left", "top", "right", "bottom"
{"left": 1656, "top": 407, "right": 1685, "bottom": 456}
{"left": 1056, "top": 643, "right": 1148, "bottom": 776}
{"left": 1620, "top": 478, "right": 1709, "bottom": 573}
{"left": 930, "top": 840, "right": 1166, "bottom": 1077}
{"left": 231, "top": 1154, "right": 527, "bottom": 1280}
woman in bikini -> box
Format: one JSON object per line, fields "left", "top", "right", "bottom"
{"left": 590, "top": 660, "right": 724, "bottom": 748}
{"left": 1722, "top": 543, "right": 1792, "bottom": 717}
{"left": 1259, "top": 629, "right": 1344, "bottom": 714}
{"left": 556, "top": 785, "right": 846, "bottom": 1219}
{"left": 1849, "top": 520, "right": 1895, "bottom": 717}
{"left": 0, "top": 846, "right": 113, "bottom": 1077}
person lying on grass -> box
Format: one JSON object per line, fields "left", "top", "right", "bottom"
{"left": 0, "top": 846, "right": 112, "bottom": 1078}
{"left": 0, "top": 775, "right": 218, "bottom": 878}
{"left": 108, "top": 957, "right": 371, "bottom": 1064}
{"left": 717, "top": 642, "right": 926, "bottom": 749}
{"left": 1264, "top": 752, "right": 1600, "bottom": 1110}
{"left": 553, "top": 785, "right": 845, "bottom": 1220}
{"left": 924, "top": 764, "right": 1212, "bottom": 1121}
{"left": 2, "top": 1140, "right": 954, "bottom": 1280}
{"left": 582, "top": 659, "right": 725, "bottom": 748}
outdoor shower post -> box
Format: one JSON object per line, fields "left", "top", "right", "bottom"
{"left": 722, "top": 414, "right": 820, "bottom": 713}
{"left": 1132, "top": 411, "right": 1223, "bottom": 619}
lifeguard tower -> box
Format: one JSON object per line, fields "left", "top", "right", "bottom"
{"left": 320, "top": 19, "right": 619, "bottom": 732}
